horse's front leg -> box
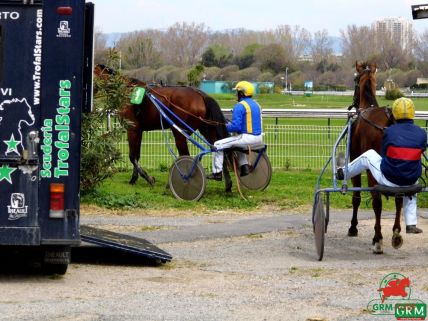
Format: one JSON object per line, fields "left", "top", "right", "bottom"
{"left": 128, "top": 129, "right": 155, "bottom": 186}
{"left": 392, "top": 196, "right": 404, "bottom": 249}
{"left": 349, "top": 175, "right": 362, "bottom": 237}
{"left": 371, "top": 191, "right": 383, "bottom": 253}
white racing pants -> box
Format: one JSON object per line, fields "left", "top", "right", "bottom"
{"left": 345, "top": 149, "right": 418, "bottom": 226}
{"left": 212, "top": 134, "right": 263, "bottom": 174}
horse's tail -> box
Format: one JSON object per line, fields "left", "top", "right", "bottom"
{"left": 200, "top": 94, "right": 229, "bottom": 141}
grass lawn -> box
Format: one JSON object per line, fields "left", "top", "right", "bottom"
{"left": 85, "top": 93, "right": 428, "bottom": 212}
{"left": 81, "top": 169, "right": 428, "bottom": 212}
{"left": 212, "top": 93, "right": 428, "bottom": 110}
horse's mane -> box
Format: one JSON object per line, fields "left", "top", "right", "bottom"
{"left": 354, "top": 61, "right": 379, "bottom": 110}
{"left": 362, "top": 76, "right": 378, "bottom": 108}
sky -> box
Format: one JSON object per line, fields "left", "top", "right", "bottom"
{"left": 89, "top": 0, "right": 428, "bottom": 36}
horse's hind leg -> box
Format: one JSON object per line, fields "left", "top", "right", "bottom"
{"left": 128, "top": 130, "right": 155, "bottom": 186}
{"left": 223, "top": 152, "right": 232, "bottom": 193}
{"left": 392, "top": 196, "right": 404, "bottom": 249}
{"left": 349, "top": 175, "right": 361, "bottom": 237}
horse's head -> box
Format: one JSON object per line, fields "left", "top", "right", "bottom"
{"left": 353, "top": 61, "right": 379, "bottom": 110}
{"left": 94, "top": 63, "right": 116, "bottom": 81}
{"left": 400, "top": 277, "right": 411, "bottom": 288}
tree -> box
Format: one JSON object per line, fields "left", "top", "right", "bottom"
{"left": 187, "top": 64, "right": 205, "bottom": 86}
{"left": 81, "top": 50, "right": 125, "bottom": 192}
{"left": 117, "top": 31, "right": 162, "bottom": 69}
{"left": 311, "top": 30, "right": 334, "bottom": 73}
{"left": 340, "top": 25, "right": 376, "bottom": 66}
{"left": 201, "top": 44, "right": 233, "bottom": 68}
{"left": 254, "top": 44, "right": 288, "bottom": 74}
{"left": 161, "top": 22, "right": 209, "bottom": 67}
{"left": 234, "top": 43, "right": 262, "bottom": 69}
{"left": 201, "top": 47, "right": 216, "bottom": 67}
{"left": 93, "top": 27, "right": 109, "bottom": 64}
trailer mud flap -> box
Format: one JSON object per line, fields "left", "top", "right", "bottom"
{"left": 79, "top": 225, "right": 172, "bottom": 262}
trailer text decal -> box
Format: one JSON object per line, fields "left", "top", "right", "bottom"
{"left": 33, "top": 9, "right": 43, "bottom": 106}
{"left": 41, "top": 80, "right": 71, "bottom": 178}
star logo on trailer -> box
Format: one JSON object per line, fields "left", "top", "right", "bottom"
{"left": 0, "top": 164, "right": 16, "bottom": 184}
{"left": 3, "top": 133, "right": 20, "bottom": 155}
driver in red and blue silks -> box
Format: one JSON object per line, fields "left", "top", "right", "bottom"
{"left": 336, "top": 97, "right": 427, "bottom": 233}
{"left": 207, "top": 81, "right": 263, "bottom": 181}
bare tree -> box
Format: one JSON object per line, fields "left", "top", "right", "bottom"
{"left": 340, "top": 25, "right": 376, "bottom": 66}
{"left": 160, "top": 22, "right": 209, "bottom": 67}
{"left": 311, "top": 29, "right": 333, "bottom": 72}
{"left": 93, "top": 27, "right": 108, "bottom": 64}
{"left": 117, "top": 31, "right": 162, "bottom": 69}
{"left": 274, "top": 25, "right": 311, "bottom": 64}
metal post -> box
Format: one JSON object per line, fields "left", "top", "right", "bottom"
{"left": 286, "top": 68, "right": 289, "bottom": 91}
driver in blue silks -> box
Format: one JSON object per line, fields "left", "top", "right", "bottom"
{"left": 207, "top": 81, "right": 263, "bottom": 181}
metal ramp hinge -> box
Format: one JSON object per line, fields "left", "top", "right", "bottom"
{"left": 22, "top": 0, "right": 34, "bottom": 4}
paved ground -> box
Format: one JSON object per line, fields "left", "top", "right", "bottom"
{"left": 0, "top": 209, "right": 427, "bottom": 321}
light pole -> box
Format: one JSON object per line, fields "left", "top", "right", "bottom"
{"left": 280, "top": 76, "right": 285, "bottom": 92}
{"left": 285, "top": 67, "right": 288, "bottom": 92}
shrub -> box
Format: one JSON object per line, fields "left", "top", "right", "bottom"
{"left": 81, "top": 50, "right": 127, "bottom": 193}
{"left": 385, "top": 88, "right": 403, "bottom": 100}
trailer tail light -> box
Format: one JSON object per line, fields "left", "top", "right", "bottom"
{"left": 57, "top": 6, "right": 73, "bottom": 15}
{"left": 50, "top": 183, "right": 65, "bottom": 218}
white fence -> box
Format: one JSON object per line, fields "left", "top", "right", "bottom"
{"left": 113, "top": 109, "right": 428, "bottom": 171}
{"left": 115, "top": 124, "right": 349, "bottom": 171}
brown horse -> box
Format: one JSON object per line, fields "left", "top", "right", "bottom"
{"left": 348, "top": 61, "right": 403, "bottom": 254}
{"left": 94, "top": 64, "right": 232, "bottom": 191}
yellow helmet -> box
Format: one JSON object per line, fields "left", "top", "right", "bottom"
{"left": 233, "top": 81, "right": 254, "bottom": 97}
{"left": 392, "top": 97, "right": 415, "bottom": 120}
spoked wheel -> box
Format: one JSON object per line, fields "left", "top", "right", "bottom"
{"left": 169, "top": 156, "right": 206, "bottom": 201}
{"left": 239, "top": 152, "right": 272, "bottom": 191}
{"left": 312, "top": 192, "right": 326, "bottom": 261}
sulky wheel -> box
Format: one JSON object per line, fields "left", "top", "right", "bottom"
{"left": 239, "top": 152, "right": 272, "bottom": 191}
{"left": 312, "top": 192, "right": 326, "bottom": 261}
{"left": 169, "top": 156, "right": 206, "bottom": 201}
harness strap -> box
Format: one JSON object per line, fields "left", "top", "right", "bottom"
{"left": 358, "top": 107, "right": 393, "bottom": 131}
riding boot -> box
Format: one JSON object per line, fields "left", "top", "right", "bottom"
{"left": 406, "top": 225, "right": 423, "bottom": 234}
{"left": 207, "top": 172, "right": 222, "bottom": 181}
{"left": 336, "top": 152, "right": 346, "bottom": 180}
{"left": 240, "top": 164, "right": 251, "bottom": 177}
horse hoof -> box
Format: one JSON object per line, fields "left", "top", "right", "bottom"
{"left": 129, "top": 179, "right": 137, "bottom": 185}
{"left": 372, "top": 240, "right": 383, "bottom": 254}
{"left": 148, "top": 176, "right": 156, "bottom": 186}
{"left": 348, "top": 228, "right": 358, "bottom": 237}
{"left": 392, "top": 232, "right": 403, "bottom": 249}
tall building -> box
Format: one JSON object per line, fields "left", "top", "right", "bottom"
{"left": 373, "top": 17, "right": 413, "bottom": 49}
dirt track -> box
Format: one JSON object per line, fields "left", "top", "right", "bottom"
{"left": 0, "top": 209, "right": 427, "bottom": 321}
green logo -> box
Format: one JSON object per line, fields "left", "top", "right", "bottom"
{"left": 395, "top": 303, "right": 427, "bottom": 320}
{"left": 367, "top": 273, "right": 426, "bottom": 320}
{"left": 130, "top": 86, "right": 145, "bottom": 104}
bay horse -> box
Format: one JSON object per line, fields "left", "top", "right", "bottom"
{"left": 348, "top": 61, "right": 403, "bottom": 254}
{"left": 94, "top": 65, "right": 232, "bottom": 191}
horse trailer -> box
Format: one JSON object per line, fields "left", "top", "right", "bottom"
{"left": 0, "top": 0, "right": 171, "bottom": 274}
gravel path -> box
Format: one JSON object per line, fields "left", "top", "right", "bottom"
{"left": 0, "top": 209, "right": 427, "bottom": 321}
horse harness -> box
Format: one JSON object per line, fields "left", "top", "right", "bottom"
{"left": 141, "top": 85, "right": 226, "bottom": 127}
{"left": 351, "top": 107, "right": 395, "bottom": 132}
